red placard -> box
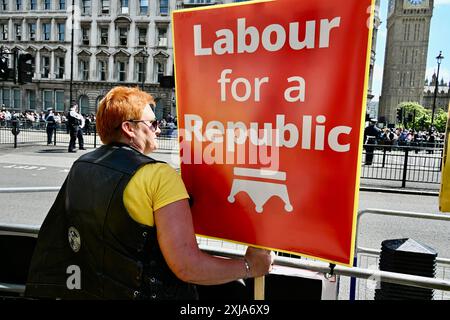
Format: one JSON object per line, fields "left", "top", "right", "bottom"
{"left": 173, "top": 0, "right": 374, "bottom": 265}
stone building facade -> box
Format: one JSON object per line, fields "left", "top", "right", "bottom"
{"left": 379, "top": 0, "right": 434, "bottom": 125}
{"left": 367, "top": 0, "right": 381, "bottom": 104}
{"left": 422, "top": 74, "right": 450, "bottom": 111}
{"left": 0, "top": 0, "right": 177, "bottom": 119}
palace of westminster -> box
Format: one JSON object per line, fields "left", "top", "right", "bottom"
{"left": 0, "top": 0, "right": 449, "bottom": 124}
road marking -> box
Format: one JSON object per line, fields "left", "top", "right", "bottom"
{"left": 0, "top": 154, "right": 74, "bottom": 168}
{"left": 2, "top": 164, "right": 47, "bottom": 171}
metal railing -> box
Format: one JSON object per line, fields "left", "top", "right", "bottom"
{"left": 361, "top": 144, "right": 444, "bottom": 187}
{"left": 1, "top": 187, "right": 450, "bottom": 299}
{"left": 351, "top": 208, "right": 450, "bottom": 300}
{"left": 2, "top": 221, "right": 450, "bottom": 298}
{"left": 0, "top": 187, "right": 60, "bottom": 193}
{"left": 2, "top": 122, "right": 444, "bottom": 188}
{"left": 0, "top": 120, "right": 179, "bottom": 150}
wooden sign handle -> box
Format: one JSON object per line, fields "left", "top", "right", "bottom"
{"left": 254, "top": 276, "right": 265, "bottom": 300}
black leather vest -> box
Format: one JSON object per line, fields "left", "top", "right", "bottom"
{"left": 67, "top": 111, "right": 81, "bottom": 128}
{"left": 25, "top": 143, "right": 198, "bottom": 300}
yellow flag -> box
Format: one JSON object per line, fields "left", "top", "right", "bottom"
{"left": 439, "top": 106, "right": 450, "bottom": 212}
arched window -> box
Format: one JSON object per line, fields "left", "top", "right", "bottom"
{"left": 79, "top": 95, "right": 89, "bottom": 114}
{"left": 152, "top": 51, "right": 169, "bottom": 83}
{"left": 154, "top": 61, "right": 165, "bottom": 83}
{"left": 113, "top": 50, "right": 130, "bottom": 82}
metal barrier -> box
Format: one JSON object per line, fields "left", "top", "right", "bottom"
{"left": 0, "top": 121, "right": 179, "bottom": 150}
{"left": 1, "top": 220, "right": 450, "bottom": 299}
{"left": 361, "top": 144, "right": 443, "bottom": 187}
{"left": 0, "top": 122, "right": 444, "bottom": 189}
{"left": 2, "top": 125, "right": 443, "bottom": 188}
{"left": 350, "top": 208, "right": 450, "bottom": 300}
{"left": 0, "top": 187, "right": 60, "bottom": 193}
{"left": 2, "top": 186, "right": 450, "bottom": 299}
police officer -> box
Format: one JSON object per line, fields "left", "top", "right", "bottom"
{"left": 363, "top": 118, "right": 381, "bottom": 165}
{"left": 67, "top": 104, "right": 85, "bottom": 153}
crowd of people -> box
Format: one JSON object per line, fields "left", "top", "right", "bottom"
{"left": 0, "top": 108, "right": 96, "bottom": 133}
{"left": 363, "top": 119, "right": 444, "bottom": 165}
{"left": 0, "top": 108, "right": 177, "bottom": 134}
{"left": 1, "top": 105, "right": 181, "bottom": 152}
{"left": 364, "top": 120, "right": 444, "bottom": 148}
{"left": 2, "top": 108, "right": 444, "bottom": 147}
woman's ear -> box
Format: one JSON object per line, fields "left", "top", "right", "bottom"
{"left": 121, "top": 121, "right": 135, "bottom": 138}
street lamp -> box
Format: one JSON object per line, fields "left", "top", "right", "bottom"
{"left": 69, "top": 0, "right": 75, "bottom": 108}
{"left": 431, "top": 51, "right": 444, "bottom": 129}
{"left": 141, "top": 48, "right": 149, "bottom": 91}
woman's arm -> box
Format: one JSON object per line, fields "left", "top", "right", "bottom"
{"left": 154, "top": 199, "right": 272, "bottom": 285}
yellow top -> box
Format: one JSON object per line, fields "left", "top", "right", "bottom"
{"left": 123, "top": 163, "right": 189, "bottom": 226}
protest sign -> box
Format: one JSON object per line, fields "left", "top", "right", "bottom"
{"left": 173, "top": 0, "right": 375, "bottom": 265}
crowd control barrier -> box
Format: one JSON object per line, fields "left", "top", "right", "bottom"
{"left": 1, "top": 188, "right": 450, "bottom": 300}
{"left": 350, "top": 208, "right": 450, "bottom": 300}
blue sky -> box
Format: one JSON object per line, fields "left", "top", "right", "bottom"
{"left": 372, "top": 0, "right": 450, "bottom": 101}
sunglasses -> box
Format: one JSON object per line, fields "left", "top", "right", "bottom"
{"left": 126, "top": 119, "right": 159, "bottom": 132}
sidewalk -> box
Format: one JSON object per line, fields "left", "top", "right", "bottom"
{"left": 360, "top": 178, "right": 440, "bottom": 194}
{"left": 0, "top": 144, "right": 181, "bottom": 169}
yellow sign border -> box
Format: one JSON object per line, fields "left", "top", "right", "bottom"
{"left": 439, "top": 105, "right": 450, "bottom": 212}
{"left": 349, "top": 0, "right": 376, "bottom": 267}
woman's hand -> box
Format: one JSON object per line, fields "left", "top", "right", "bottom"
{"left": 244, "top": 247, "right": 274, "bottom": 278}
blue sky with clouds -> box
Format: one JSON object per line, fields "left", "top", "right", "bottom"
{"left": 372, "top": 0, "right": 450, "bottom": 101}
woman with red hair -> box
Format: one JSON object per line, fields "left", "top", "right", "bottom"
{"left": 26, "top": 86, "right": 273, "bottom": 300}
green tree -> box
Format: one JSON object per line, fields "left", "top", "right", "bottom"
{"left": 396, "top": 102, "right": 431, "bottom": 130}
{"left": 434, "top": 108, "right": 448, "bottom": 133}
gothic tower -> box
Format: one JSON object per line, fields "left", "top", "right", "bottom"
{"left": 379, "top": 0, "right": 433, "bottom": 125}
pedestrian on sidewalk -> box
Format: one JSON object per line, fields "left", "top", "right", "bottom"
{"left": 45, "top": 109, "right": 56, "bottom": 145}
{"left": 26, "top": 86, "right": 274, "bottom": 300}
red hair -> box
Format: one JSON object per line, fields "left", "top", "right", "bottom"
{"left": 96, "top": 86, "right": 155, "bottom": 144}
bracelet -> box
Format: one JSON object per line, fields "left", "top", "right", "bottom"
{"left": 243, "top": 258, "right": 251, "bottom": 279}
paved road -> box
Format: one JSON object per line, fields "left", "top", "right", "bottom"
{"left": 0, "top": 144, "right": 180, "bottom": 225}
{"left": 1, "top": 144, "right": 449, "bottom": 299}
